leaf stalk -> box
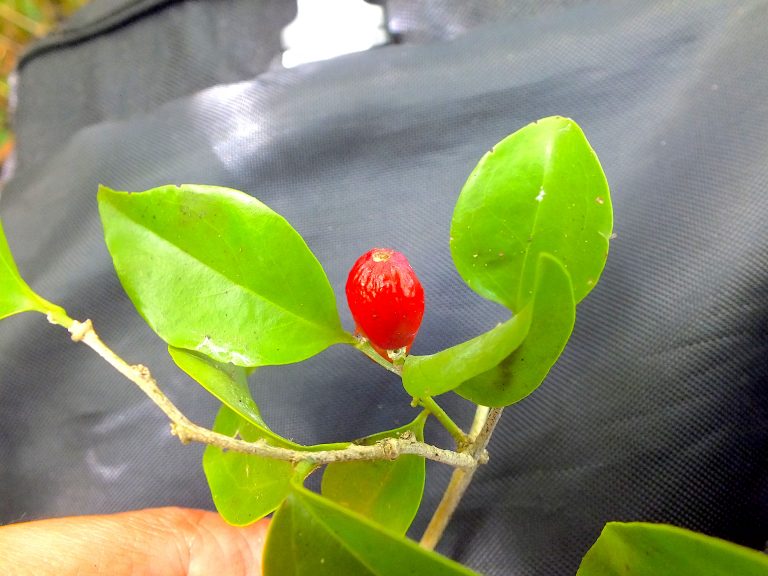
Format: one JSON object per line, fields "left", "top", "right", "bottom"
{"left": 419, "top": 396, "right": 468, "bottom": 446}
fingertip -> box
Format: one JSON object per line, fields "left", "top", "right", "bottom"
{"left": 185, "top": 510, "right": 271, "bottom": 576}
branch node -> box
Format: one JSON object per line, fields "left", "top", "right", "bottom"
{"left": 381, "top": 437, "right": 400, "bottom": 460}
{"left": 132, "top": 364, "right": 151, "bottom": 380}
{"left": 399, "top": 430, "right": 415, "bottom": 442}
{"left": 420, "top": 407, "right": 503, "bottom": 550}
{"left": 170, "top": 422, "right": 191, "bottom": 444}
{"left": 68, "top": 319, "right": 93, "bottom": 342}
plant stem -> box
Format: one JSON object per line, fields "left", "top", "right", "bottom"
{"left": 420, "top": 406, "right": 503, "bottom": 550}
{"left": 51, "top": 315, "right": 479, "bottom": 469}
{"left": 353, "top": 340, "right": 469, "bottom": 445}
{"left": 419, "top": 396, "right": 468, "bottom": 446}
{"left": 468, "top": 405, "right": 490, "bottom": 441}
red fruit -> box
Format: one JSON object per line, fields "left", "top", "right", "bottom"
{"left": 346, "top": 248, "right": 425, "bottom": 360}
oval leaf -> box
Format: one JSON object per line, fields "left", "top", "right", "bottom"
{"left": 450, "top": 116, "right": 612, "bottom": 312}
{"left": 98, "top": 184, "right": 351, "bottom": 367}
{"left": 0, "top": 218, "right": 64, "bottom": 321}
{"left": 456, "top": 253, "right": 574, "bottom": 407}
{"left": 168, "top": 345, "right": 292, "bottom": 439}
{"left": 203, "top": 405, "right": 303, "bottom": 526}
{"left": 578, "top": 522, "right": 768, "bottom": 576}
{"left": 402, "top": 309, "right": 532, "bottom": 398}
{"left": 169, "top": 345, "right": 265, "bottom": 426}
{"left": 321, "top": 412, "right": 427, "bottom": 535}
{"left": 264, "top": 484, "right": 482, "bottom": 576}
{"left": 173, "top": 347, "right": 351, "bottom": 454}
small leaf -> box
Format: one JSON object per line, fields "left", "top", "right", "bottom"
{"left": 450, "top": 116, "right": 612, "bottom": 312}
{"left": 321, "top": 412, "right": 427, "bottom": 535}
{"left": 456, "top": 254, "right": 574, "bottom": 407}
{"left": 0, "top": 218, "right": 66, "bottom": 321}
{"left": 168, "top": 345, "right": 295, "bottom": 443}
{"left": 577, "top": 522, "right": 768, "bottom": 576}
{"left": 169, "top": 344, "right": 349, "bottom": 452}
{"left": 203, "top": 405, "right": 301, "bottom": 526}
{"left": 98, "top": 184, "right": 352, "bottom": 367}
{"left": 401, "top": 310, "right": 532, "bottom": 398}
{"left": 263, "top": 484, "right": 482, "bottom": 575}
{"left": 169, "top": 345, "right": 266, "bottom": 427}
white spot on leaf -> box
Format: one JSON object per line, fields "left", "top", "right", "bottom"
{"left": 195, "top": 336, "right": 253, "bottom": 366}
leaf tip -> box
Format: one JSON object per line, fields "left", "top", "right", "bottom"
{"left": 96, "top": 183, "right": 115, "bottom": 197}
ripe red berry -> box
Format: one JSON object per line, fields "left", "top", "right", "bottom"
{"left": 346, "top": 248, "right": 425, "bottom": 360}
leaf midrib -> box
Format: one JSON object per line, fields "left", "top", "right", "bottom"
{"left": 107, "top": 200, "right": 341, "bottom": 338}
{"left": 514, "top": 139, "right": 555, "bottom": 311}
{"left": 299, "top": 492, "right": 390, "bottom": 576}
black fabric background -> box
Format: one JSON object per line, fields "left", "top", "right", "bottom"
{"left": 1, "top": 1, "right": 767, "bottom": 574}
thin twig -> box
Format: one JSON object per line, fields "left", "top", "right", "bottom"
{"left": 62, "top": 318, "right": 479, "bottom": 469}
{"left": 420, "top": 406, "right": 503, "bottom": 550}
{"left": 468, "top": 405, "right": 490, "bottom": 441}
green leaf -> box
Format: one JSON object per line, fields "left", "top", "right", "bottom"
{"left": 0, "top": 217, "right": 66, "bottom": 322}
{"left": 168, "top": 344, "right": 282, "bottom": 431}
{"left": 456, "top": 254, "right": 574, "bottom": 407}
{"left": 263, "top": 484, "right": 482, "bottom": 576}
{"left": 98, "top": 184, "right": 352, "bottom": 367}
{"left": 450, "top": 116, "right": 612, "bottom": 312}
{"left": 321, "top": 412, "right": 427, "bottom": 535}
{"left": 169, "top": 345, "right": 349, "bottom": 452}
{"left": 203, "top": 405, "right": 300, "bottom": 526}
{"left": 169, "top": 345, "right": 266, "bottom": 426}
{"left": 401, "top": 309, "right": 532, "bottom": 398}
{"left": 577, "top": 522, "right": 768, "bottom": 576}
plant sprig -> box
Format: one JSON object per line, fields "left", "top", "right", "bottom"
{"left": 0, "top": 116, "right": 615, "bottom": 575}
{"left": 58, "top": 315, "right": 482, "bottom": 469}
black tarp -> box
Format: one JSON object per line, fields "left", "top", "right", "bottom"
{"left": 1, "top": 1, "right": 767, "bottom": 574}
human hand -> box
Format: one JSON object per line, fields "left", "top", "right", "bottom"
{"left": 0, "top": 507, "right": 269, "bottom": 575}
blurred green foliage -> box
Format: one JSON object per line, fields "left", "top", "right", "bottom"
{"left": 1, "top": 0, "right": 89, "bottom": 165}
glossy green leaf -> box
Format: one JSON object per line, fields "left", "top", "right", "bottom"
{"left": 450, "top": 116, "right": 612, "bottom": 312}
{"left": 168, "top": 344, "right": 295, "bottom": 450}
{"left": 577, "top": 522, "right": 768, "bottom": 576}
{"left": 0, "top": 218, "right": 66, "bottom": 321}
{"left": 456, "top": 254, "right": 574, "bottom": 407}
{"left": 203, "top": 405, "right": 301, "bottom": 526}
{"left": 169, "top": 345, "right": 350, "bottom": 453}
{"left": 321, "top": 412, "right": 427, "bottom": 535}
{"left": 401, "top": 309, "right": 532, "bottom": 398}
{"left": 263, "top": 484, "right": 482, "bottom": 576}
{"left": 169, "top": 345, "right": 266, "bottom": 427}
{"left": 98, "top": 184, "right": 351, "bottom": 367}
